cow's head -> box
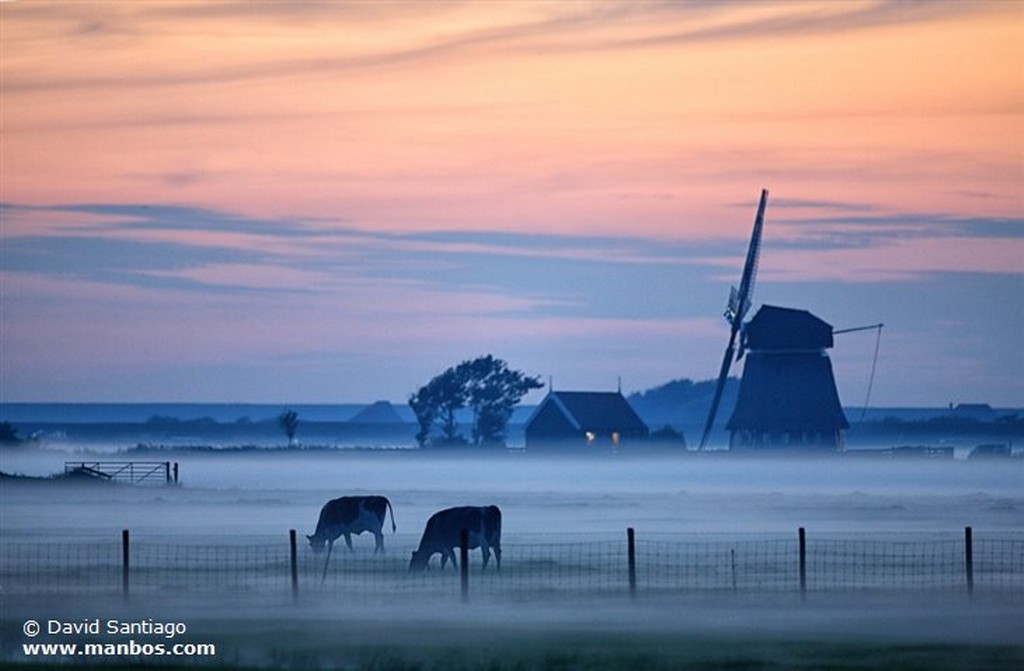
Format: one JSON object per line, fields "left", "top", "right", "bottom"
{"left": 408, "top": 549, "right": 430, "bottom": 572}
{"left": 307, "top": 534, "right": 327, "bottom": 554}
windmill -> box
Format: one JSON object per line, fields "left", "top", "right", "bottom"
{"left": 724, "top": 305, "right": 850, "bottom": 450}
{"left": 698, "top": 189, "right": 768, "bottom": 450}
{"left": 697, "top": 190, "right": 884, "bottom": 450}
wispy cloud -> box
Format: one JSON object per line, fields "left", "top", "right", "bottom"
{"left": 3, "top": 201, "right": 1020, "bottom": 307}
{"left": 3, "top": 1, "right": 999, "bottom": 95}
{"left": 2, "top": 1, "right": 1020, "bottom": 404}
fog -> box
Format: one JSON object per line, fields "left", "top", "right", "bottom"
{"left": 2, "top": 448, "right": 1022, "bottom": 669}
{"left": 3, "top": 449, "right": 1022, "bottom": 538}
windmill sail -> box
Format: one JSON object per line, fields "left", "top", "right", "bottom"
{"left": 698, "top": 189, "right": 768, "bottom": 450}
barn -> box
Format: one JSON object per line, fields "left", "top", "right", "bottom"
{"left": 524, "top": 390, "right": 649, "bottom": 450}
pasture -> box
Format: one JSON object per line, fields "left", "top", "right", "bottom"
{"left": 1, "top": 449, "right": 1022, "bottom": 669}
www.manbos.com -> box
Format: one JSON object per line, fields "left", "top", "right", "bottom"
{"left": 23, "top": 639, "right": 216, "bottom": 658}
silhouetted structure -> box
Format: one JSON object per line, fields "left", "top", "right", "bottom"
{"left": 700, "top": 190, "right": 768, "bottom": 449}
{"left": 349, "top": 400, "right": 404, "bottom": 424}
{"left": 525, "top": 391, "right": 649, "bottom": 449}
{"left": 726, "top": 305, "right": 849, "bottom": 450}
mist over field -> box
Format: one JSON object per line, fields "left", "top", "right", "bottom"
{"left": 3, "top": 445, "right": 1022, "bottom": 669}
{"left": 3, "top": 449, "right": 1023, "bottom": 538}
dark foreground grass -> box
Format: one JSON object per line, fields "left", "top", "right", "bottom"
{"left": 3, "top": 593, "right": 1022, "bottom": 670}
{"left": 1, "top": 640, "right": 1022, "bottom": 671}
{"left": 4, "top": 619, "right": 1023, "bottom": 671}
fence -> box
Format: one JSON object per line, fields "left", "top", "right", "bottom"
{"left": 63, "top": 461, "right": 179, "bottom": 485}
{"left": 2, "top": 528, "right": 1021, "bottom": 602}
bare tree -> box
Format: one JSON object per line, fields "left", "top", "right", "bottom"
{"left": 278, "top": 409, "right": 299, "bottom": 447}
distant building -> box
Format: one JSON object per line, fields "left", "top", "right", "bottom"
{"left": 525, "top": 391, "right": 649, "bottom": 450}
{"left": 968, "top": 443, "right": 1011, "bottom": 459}
{"left": 348, "top": 401, "right": 404, "bottom": 424}
{"left": 726, "top": 305, "right": 849, "bottom": 450}
{"left": 951, "top": 403, "right": 996, "bottom": 421}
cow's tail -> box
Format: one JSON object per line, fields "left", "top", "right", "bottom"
{"left": 386, "top": 497, "right": 397, "bottom": 533}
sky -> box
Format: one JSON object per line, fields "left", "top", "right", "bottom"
{"left": 1, "top": 1, "right": 1021, "bottom": 408}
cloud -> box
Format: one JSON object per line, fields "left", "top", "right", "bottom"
{"left": 4, "top": 202, "right": 1020, "bottom": 307}
{"left": 3, "top": 199, "right": 1021, "bottom": 403}
{"left": 772, "top": 212, "right": 1024, "bottom": 249}
{"left": 2, "top": 1, "right": 999, "bottom": 96}
{"left": 603, "top": 0, "right": 991, "bottom": 48}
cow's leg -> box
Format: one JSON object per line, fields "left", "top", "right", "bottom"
{"left": 480, "top": 544, "right": 491, "bottom": 571}
{"left": 495, "top": 544, "right": 502, "bottom": 571}
{"left": 320, "top": 540, "right": 334, "bottom": 585}
{"left": 373, "top": 531, "right": 384, "bottom": 555}
{"left": 343, "top": 533, "right": 354, "bottom": 551}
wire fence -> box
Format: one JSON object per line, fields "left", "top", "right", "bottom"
{"left": 2, "top": 529, "right": 1021, "bottom": 601}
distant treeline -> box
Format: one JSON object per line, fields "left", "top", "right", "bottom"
{"left": 2, "top": 378, "right": 1020, "bottom": 449}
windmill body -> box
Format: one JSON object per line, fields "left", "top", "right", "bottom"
{"left": 726, "top": 305, "right": 849, "bottom": 450}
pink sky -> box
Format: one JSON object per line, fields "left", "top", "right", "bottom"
{"left": 1, "top": 2, "right": 1021, "bottom": 406}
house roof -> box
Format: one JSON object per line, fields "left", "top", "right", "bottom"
{"left": 742, "top": 305, "right": 834, "bottom": 351}
{"left": 348, "top": 400, "right": 403, "bottom": 424}
{"left": 526, "top": 391, "right": 648, "bottom": 433}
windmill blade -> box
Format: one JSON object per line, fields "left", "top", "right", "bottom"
{"left": 733, "top": 188, "right": 769, "bottom": 328}
{"left": 698, "top": 330, "right": 738, "bottom": 450}
{"left": 698, "top": 189, "right": 769, "bottom": 450}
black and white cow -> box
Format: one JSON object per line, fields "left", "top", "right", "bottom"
{"left": 408, "top": 505, "right": 501, "bottom": 573}
{"left": 307, "top": 495, "right": 396, "bottom": 554}
{"left": 308, "top": 495, "right": 396, "bottom": 583}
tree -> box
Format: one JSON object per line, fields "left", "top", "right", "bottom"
{"left": 409, "top": 368, "right": 468, "bottom": 446}
{"left": 0, "top": 422, "right": 21, "bottom": 446}
{"left": 409, "top": 355, "right": 543, "bottom": 447}
{"left": 278, "top": 409, "right": 299, "bottom": 446}
{"left": 464, "top": 355, "right": 544, "bottom": 445}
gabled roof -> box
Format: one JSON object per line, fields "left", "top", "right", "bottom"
{"left": 743, "top": 305, "right": 834, "bottom": 351}
{"left": 348, "top": 400, "right": 403, "bottom": 424}
{"left": 526, "top": 391, "right": 648, "bottom": 433}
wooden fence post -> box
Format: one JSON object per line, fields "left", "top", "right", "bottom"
{"left": 964, "top": 526, "right": 974, "bottom": 597}
{"left": 289, "top": 529, "right": 299, "bottom": 603}
{"left": 121, "top": 529, "right": 130, "bottom": 601}
{"left": 459, "top": 528, "right": 469, "bottom": 603}
{"left": 798, "top": 527, "right": 806, "bottom": 601}
{"left": 622, "top": 528, "right": 630, "bottom": 598}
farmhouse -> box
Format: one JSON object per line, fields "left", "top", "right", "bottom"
{"left": 524, "top": 390, "right": 649, "bottom": 450}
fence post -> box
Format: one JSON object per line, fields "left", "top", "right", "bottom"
{"left": 798, "top": 527, "right": 806, "bottom": 601}
{"left": 121, "top": 529, "right": 130, "bottom": 601}
{"left": 289, "top": 529, "right": 299, "bottom": 603}
{"left": 459, "top": 528, "right": 469, "bottom": 603}
{"left": 964, "top": 526, "right": 974, "bottom": 598}
{"left": 626, "top": 527, "right": 637, "bottom": 599}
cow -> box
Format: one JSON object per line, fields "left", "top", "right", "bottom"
{"left": 408, "top": 505, "right": 501, "bottom": 573}
{"left": 307, "top": 495, "right": 396, "bottom": 584}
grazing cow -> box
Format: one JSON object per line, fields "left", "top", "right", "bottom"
{"left": 307, "top": 496, "right": 396, "bottom": 583}
{"left": 409, "top": 505, "right": 501, "bottom": 573}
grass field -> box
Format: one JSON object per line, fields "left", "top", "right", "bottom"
{"left": 3, "top": 590, "right": 1023, "bottom": 670}
{"left": 2, "top": 451, "right": 1021, "bottom": 669}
